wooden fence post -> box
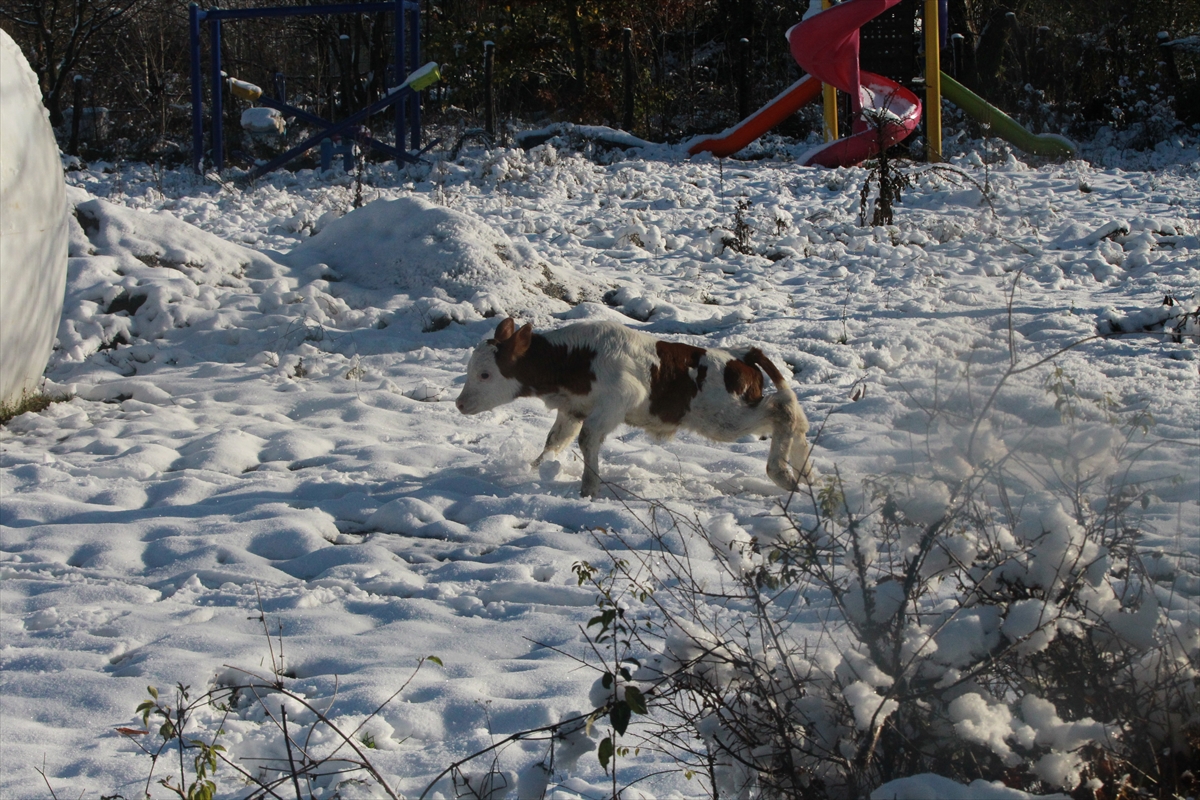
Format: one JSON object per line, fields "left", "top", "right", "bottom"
{"left": 622, "top": 28, "right": 634, "bottom": 131}
{"left": 736, "top": 37, "right": 751, "bottom": 121}
{"left": 339, "top": 34, "right": 353, "bottom": 115}
{"left": 69, "top": 75, "right": 84, "bottom": 156}
{"left": 484, "top": 40, "right": 495, "bottom": 141}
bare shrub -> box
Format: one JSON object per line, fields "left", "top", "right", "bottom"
{"left": 563, "top": 316, "right": 1197, "bottom": 799}
{"left": 116, "top": 593, "right": 437, "bottom": 799}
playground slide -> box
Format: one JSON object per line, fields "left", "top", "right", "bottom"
{"left": 788, "top": 0, "right": 921, "bottom": 168}
{"left": 795, "top": 72, "right": 921, "bottom": 167}
{"left": 938, "top": 72, "right": 1076, "bottom": 158}
{"left": 686, "top": 75, "right": 822, "bottom": 158}
{"left": 688, "top": 0, "right": 919, "bottom": 164}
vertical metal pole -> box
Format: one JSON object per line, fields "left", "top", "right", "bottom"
{"left": 924, "top": 0, "right": 942, "bottom": 161}
{"left": 190, "top": 4, "right": 204, "bottom": 172}
{"left": 408, "top": 3, "right": 421, "bottom": 150}
{"left": 394, "top": 0, "right": 406, "bottom": 163}
{"left": 821, "top": 0, "right": 838, "bottom": 142}
{"left": 209, "top": 12, "right": 224, "bottom": 170}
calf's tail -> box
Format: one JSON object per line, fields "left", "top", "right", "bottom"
{"left": 743, "top": 349, "right": 815, "bottom": 490}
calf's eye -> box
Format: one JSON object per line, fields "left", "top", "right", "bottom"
{"left": 480, "top": 371, "right": 491, "bottom": 380}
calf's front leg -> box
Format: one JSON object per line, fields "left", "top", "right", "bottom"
{"left": 532, "top": 410, "right": 583, "bottom": 467}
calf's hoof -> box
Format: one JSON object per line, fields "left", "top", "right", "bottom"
{"left": 768, "top": 462, "right": 815, "bottom": 493}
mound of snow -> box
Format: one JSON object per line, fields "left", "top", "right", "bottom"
{"left": 0, "top": 28, "right": 69, "bottom": 405}
{"left": 282, "top": 195, "right": 600, "bottom": 325}
{"left": 73, "top": 191, "right": 285, "bottom": 282}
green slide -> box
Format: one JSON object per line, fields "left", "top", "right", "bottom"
{"left": 939, "top": 72, "right": 1076, "bottom": 158}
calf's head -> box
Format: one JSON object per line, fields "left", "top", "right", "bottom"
{"left": 455, "top": 317, "right": 533, "bottom": 415}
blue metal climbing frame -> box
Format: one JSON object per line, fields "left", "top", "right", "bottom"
{"left": 188, "top": 1, "right": 424, "bottom": 174}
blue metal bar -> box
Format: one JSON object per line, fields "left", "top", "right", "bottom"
{"left": 256, "top": 94, "right": 403, "bottom": 160}
{"left": 192, "top": 0, "right": 425, "bottom": 174}
{"left": 190, "top": 4, "right": 204, "bottom": 172}
{"left": 209, "top": 13, "right": 223, "bottom": 170}
{"left": 250, "top": 81, "right": 421, "bottom": 179}
{"left": 203, "top": 2, "right": 418, "bottom": 21}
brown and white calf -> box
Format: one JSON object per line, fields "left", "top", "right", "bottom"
{"left": 455, "top": 317, "right": 813, "bottom": 497}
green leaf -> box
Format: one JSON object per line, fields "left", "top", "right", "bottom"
{"left": 597, "top": 736, "right": 614, "bottom": 771}
{"left": 587, "top": 609, "right": 616, "bottom": 631}
{"left": 426, "top": 655, "right": 443, "bottom": 667}
{"left": 625, "top": 686, "right": 648, "bottom": 715}
{"left": 610, "top": 700, "right": 631, "bottom": 736}
{"left": 601, "top": 672, "right": 614, "bottom": 690}
{"left": 147, "top": 686, "right": 159, "bottom": 700}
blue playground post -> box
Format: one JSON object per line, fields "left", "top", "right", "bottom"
{"left": 395, "top": 0, "right": 405, "bottom": 156}
{"left": 407, "top": 1, "right": 421, "bottom": 149}
{"left": 320, "top": 137, "right": 355, "bottom": 171}
{"left": 209, "top": 11, "right": 223, "bottom": 170}
{"left": 190, "top": 4, "right": 203, "bottom": 173}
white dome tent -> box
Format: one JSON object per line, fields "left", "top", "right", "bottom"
{"left": 0, "top": 27, "right": 68, "bottom": 410}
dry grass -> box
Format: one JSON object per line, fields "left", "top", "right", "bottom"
{"left": 0, "top": 388, "right": 69, "bottom": 426}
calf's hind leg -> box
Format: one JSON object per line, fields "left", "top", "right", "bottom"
{"left": 765, "top": 397, "right": 813, "bottom": 491}
{"left": 532, "top": 411, "right": 583, "bottom": 467}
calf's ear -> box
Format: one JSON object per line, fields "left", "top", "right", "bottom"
{"left": 497, "top": 322, "right": 534, "bottom": 365}
{"left": 512, "top": 323, "right": 533, "bottom": 358}
{"left": 493, "top": 317, "right": 517, "bottom": 343}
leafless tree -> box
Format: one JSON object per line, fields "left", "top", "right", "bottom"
{"left": 2, "top": 0, "right": 149, "bottom": 126}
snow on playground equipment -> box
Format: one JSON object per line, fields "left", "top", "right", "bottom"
{"left": 0, "top": 28, "right": 68, "bottom": 408}
{"left": 188, "top": 1, "right": 438, "bottom": 175}
{"left": 687, "top": 0, "right": 1075, "bottom": 165}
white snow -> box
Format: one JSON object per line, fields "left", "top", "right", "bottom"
{"left": 872, "top": 774, "right": 1070, "bottom": 800}
{"left": 280, "top": 194, "right": 601, "bottom": 327}
{"left": 0, "top": 28, "right": 68, "bottom": 406}
{"left": 241, "top": 107, "right": 284, "bottom": 134}
{"left": 1, "top": 127, "right": 1197, "bottom": 800}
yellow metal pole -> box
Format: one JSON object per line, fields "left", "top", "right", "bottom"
{"left": 821, "top": 0, "right": 839, "bottom": 142}
{"left": 924, "top": 0, "right": 942, "bottom": 161}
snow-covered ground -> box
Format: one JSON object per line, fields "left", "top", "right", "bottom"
{"left": 2, "top": 131, "right": 1197, "bottom": 799}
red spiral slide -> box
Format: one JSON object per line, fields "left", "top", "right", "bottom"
{"left": 688, "top": 0, "right": 922, "bottom": 168}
